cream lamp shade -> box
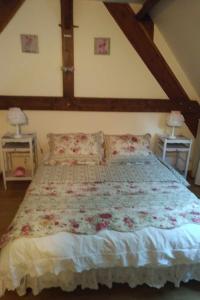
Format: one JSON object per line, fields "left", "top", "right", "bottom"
{"left": 7, "top": 107, "right": 28, "bottom": 138}
{"left": 166, "top": 111, "right": 184, "bottom": 139}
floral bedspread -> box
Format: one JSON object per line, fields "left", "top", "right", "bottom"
{"left": 1, "top": 172, "right": 200, "bottom": 248}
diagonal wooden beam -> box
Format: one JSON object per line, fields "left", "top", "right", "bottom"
{"left": 104, "top": 3, "right": 200, "bottom": 136}
{"left": 136, "top": 0, "right": 161, "bottom": 20}
{"left": 0, "top": 1, "right": 199, "bottom": 136}
{"left": 60, "top": 0, "right": 74, "bottom": 98}
{"left": 0, "top": 0, "right": 26, "bottom": 33}
{"left": 139, "top": 14, "right": 154, "bottom": 40}
{"left": 104, "top": 3, "right": 189, "bottom": 101}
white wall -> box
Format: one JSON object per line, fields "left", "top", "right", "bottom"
{"left": 74, "top": 0, "right": 166, "bottom": 98}
{"left": 0, "top": 110, "right": 169, "bottom": 158}
{"left": 0, "top": 0, "right": 196, "bottom": 166}
{"left": 0, "top": 0, "right": 62, "bottom": 96}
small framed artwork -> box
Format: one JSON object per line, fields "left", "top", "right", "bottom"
{"left": 20, "top": 34, "right": 39, "bottom": 53}
{"left": 94, "top": 37, "right": 110, "bottom": 55}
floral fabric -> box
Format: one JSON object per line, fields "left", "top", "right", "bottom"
{"left": 46, "top": 131, "right": 104, "bottom": 165}
{"left": 0, "top": 162, "right": 199, "bottom": 248}
{"left": 34, "top": 155, "right": 188, "bottom": 185}
{"left": 105, "top": 133, "right": 151, "bottom": 163}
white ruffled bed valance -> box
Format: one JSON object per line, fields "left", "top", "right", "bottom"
{"left": 1, "top": 264, "right": 200, "bottom": 296}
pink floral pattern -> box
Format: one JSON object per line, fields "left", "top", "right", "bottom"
{"left": 105, "top": 134, "right": 151, "bottom": 163}
{"left": 46, "top": 132, "right": 105, "bottom": 165}
{"left": 1, "top": 178, "right": 200, "bottom": 249}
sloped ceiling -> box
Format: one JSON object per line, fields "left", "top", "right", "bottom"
{"left": 99, "top": 0, "right": 200, "bottom": 99}
{"left": 150, "top": 0, "right": 200, "bottom": 99}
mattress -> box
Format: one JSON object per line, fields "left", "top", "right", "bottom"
{"left": 0, "top": 155, "right": 200, "bottom": 296}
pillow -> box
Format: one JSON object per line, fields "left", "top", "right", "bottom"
{"left": 105, "top": 133, "right": 151, "bottom": 163}
{"left": 46, "top": 131, "right": 105, "bottom": 165}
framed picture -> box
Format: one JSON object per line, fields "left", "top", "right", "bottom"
{"left": 94, "top": 37, "right": 110, "bottom": 55}
{"left": 20, "top": 34, "right": 39, "bottom": 53}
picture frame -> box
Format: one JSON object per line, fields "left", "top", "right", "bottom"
{"left": 94, "top": 37, "right": 110, "bottom": 55}
{"left": 20, "top": 34, "right": 39, "bottom": 53}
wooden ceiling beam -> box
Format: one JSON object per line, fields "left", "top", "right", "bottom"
{"left": 0, "top": 95, "right": 199, "bottom": 114}
{"left": 0, "top": 0, "right": 26, "bottom": 33}
{"left": 104, "top": 3, "right": 200, "bottom": 136}
{"left": 104, "top": 3, "right": 189, "bottom": 101}
{"left": 0, "top": 1, "right": 199, "bottom": 136}
{"left": 139, "top": 14, "right": 154, "bottom": 40}
{"left": 60, "top": 0, "right": 74, "bottom": 98}
{"left": 72, "top": 98, "right": 199, "bottom": 114}
{"left": 136, "top": 0, "right": 160, "bottom": 20}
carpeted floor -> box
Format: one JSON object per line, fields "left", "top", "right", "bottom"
{"left": 0, "top": 178, "right": 200, "bottom": 300}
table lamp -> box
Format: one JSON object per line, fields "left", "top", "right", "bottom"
{"left": 166, "top": 111, "right": 184, "bottom": 139}
{"left": 7, "top": 107, "right": 28, "bottom": 138}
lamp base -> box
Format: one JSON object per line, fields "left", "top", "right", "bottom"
{"left": 168, "top": 135, "right": 176, "bottom": 139}
{"left": 168, "top": 126, "right": 176, "bottom": 139}
{"left": 14, "top": 133, "right": 22, "bottom": 138}
{"left": 14, "top": 124, "right": 22, "bottom": 139}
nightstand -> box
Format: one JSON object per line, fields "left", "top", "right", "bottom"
{"left": 0, "top": 133, "right": 38, "bottom": 189}
{"left": 156, "top": 135, "right": 192, "bottom": 178}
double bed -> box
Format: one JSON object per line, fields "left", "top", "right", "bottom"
{"left": 0, "top": 132, "right": 200, "bottom": 296}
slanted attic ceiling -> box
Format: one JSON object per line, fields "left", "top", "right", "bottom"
{"left": 1, "top": 0, "right": 199, "bottom": 100}
{"left": 99, "top": 0, "right": 200, "bottom": 100}
{"left": 0, "top": 0, "right": 199, "bottom": 136}
{"left": 150, "top": 0, "right": 200, "bottom": 99}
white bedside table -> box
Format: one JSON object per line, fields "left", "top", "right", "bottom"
{"left": 0, "top": 133, "right": 38, "bottom": 189}
{"left": 156, "top": 135, "right": 192, "bottom": 178}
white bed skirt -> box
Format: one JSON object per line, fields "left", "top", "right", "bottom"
{"left": 1, "top": 224, "right": 200, "bottom": 297}
{"left": 1, "top": 264, "right": 200, "bottom": 297}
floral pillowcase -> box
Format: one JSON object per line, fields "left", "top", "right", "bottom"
{"left": 46, "top": 131, "right": 105, "bottom": 166}
{"left": 105, "top": 133, "right": 152, "bottom": 163}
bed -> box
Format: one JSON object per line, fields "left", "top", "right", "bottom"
{"left": 0, "top": 132, "right": 200, "bottom": 297}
